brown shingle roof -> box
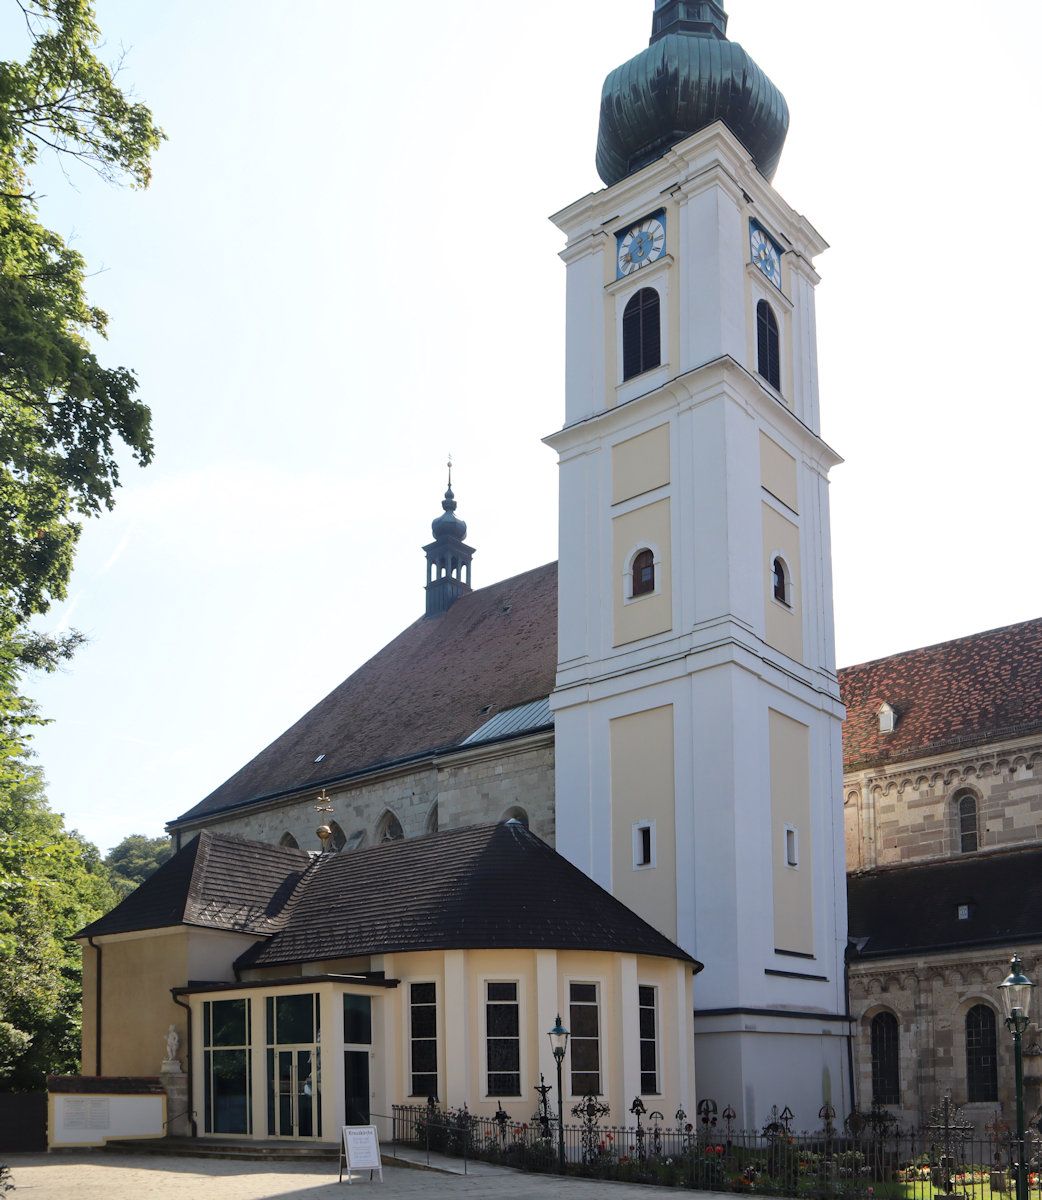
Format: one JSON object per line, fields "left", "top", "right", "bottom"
{"left": 236, "top": 821, "right": 698, "bottom": 969}
{"left": 839, "top": 617, "right": 1042, "bottom": 772}
{"left": 173, "top": 563, "right": 558, "bottom": 826}
{"left": 78, "top": 823, "right": 698, "bottom": 970}
{"left": 847, "top": 846, "right": 1042, "bottom": 959}
{"left": 75, "top": 831, "right": 314, "bottom": 939}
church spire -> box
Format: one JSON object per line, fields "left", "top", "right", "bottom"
{"left": 650, "top": 0, "right": 727, "bottom": 41}
{"left": 423, "top": 458, "right": 475, "bottom": 618}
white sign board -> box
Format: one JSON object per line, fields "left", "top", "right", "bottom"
{"left": 339, "top": 1125, "right": 383, "bottom": 1184}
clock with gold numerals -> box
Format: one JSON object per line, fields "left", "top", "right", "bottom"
{"left": 617, "top": 213, "right": 666, "bottom": 278}
{"left": 749, "top": 220, "right": 782, "bottom": 289}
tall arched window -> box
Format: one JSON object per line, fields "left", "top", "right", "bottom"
{"left": 756, "top": 300, "right": 780, "bottom": 391}
{"left": 958, "top": 793, "right": 979, "bottom": 854}
{"left": 966, "top": 1005, "right": 998, "bottom": 1101}
{"left": 870, "top": 1012, "right": 900, "bottom": 1105}
{"left": 632, "top": 549, "right": 655, "bottom": 597}
{"left": 623, "top": 288, "right": 661, "bottom": 380}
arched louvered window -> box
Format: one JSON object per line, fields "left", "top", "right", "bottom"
{"left": 623, "top": 288, "right": 661, "bottom": 380}
{"left": 870, "top": 1012, "right": 900, "bottom": 1105}
{"left": 279, "top": 832, "right": 299, "bottom": 849}
{"left": 757, "top": 300, "right": 781, "bottom": 391}
{"left": 632, "top": 549, "right": 655, "bottom": 597}
{"left": 958, "top": 793, "right": 979, "bottom": 854}
{"left": 966, "top": 1005, "right": 998, "bottom": 1102}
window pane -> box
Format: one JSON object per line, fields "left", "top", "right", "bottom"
{"left": 207, "top": 998, "right": 248, "bottom": 1047}
{"left": 870, "top": 1012, "right": 900, "bottom": 1105}
{"left": 967, "top": 1005, "right": 997, "bottom": 1102}
{"left": 487, "top": 1005, "right": 519, "bottom": 1037}
{"left": 412, "top": 982, "right": 436, "bottom": 1005}
{"left": 487, "top": 982, "right": 516, "bottom": 1003}
{"left": 411, "top": 1006, "right": 436, "bottom": 1039}
{"left": 209, "top": 1049, "right": 250, "bottom": 1134}
{"left": 274, "top": 994, "right": 315, "bottom": 1045}
{"left": 343, "top": 995, "right": 372, "bottom": 1045}
{"left": 570, "top": 983, "right": 597, "bottom": 1003}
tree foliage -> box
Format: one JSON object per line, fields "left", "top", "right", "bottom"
{"left": 105, "top": 831, "right": 171, "bottom": 892}
{"left": 0, "top": 0, "right": 163, "bottom": 629}
{"left": 0, "top": 765, "right": 121, "bottom": 1090}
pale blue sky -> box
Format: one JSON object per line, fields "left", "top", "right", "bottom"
{"left": 11, "top": 0, "right": 1041, "bottom": 853}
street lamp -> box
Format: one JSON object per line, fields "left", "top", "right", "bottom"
{"left": 548, "top": 1014, "right": 569, "bottom": 1174}
{"left": 999, "top": 954, "right": 1035, "bottom": 1200}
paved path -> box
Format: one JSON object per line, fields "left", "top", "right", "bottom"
{"left": 5, "top": 1150, "right": 712, "bottom": 1199}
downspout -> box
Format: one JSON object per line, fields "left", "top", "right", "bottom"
{"left": 171, "top": 992, "right": 197, "bottom": 1137}
{"left": 87, "top": 937, "right": 102, "bottom": 1076}
{"left": 844, "top": 941, "right": 857, "bottom": 1113}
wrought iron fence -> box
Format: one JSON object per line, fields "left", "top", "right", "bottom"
{"left": 388, "top": 1096, "right": 1042, "bottom": 1196}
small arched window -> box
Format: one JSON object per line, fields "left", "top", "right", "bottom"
{"left": 958, "top": 792, "right": 979, "bottom": 854}
{"left": 279, "top": 832, "right": 299, "bottom": 849}
{"left": 632, "top": 549, "right": 656, "bottom": 597}
{"left": 502, "top": 806, "right": 529, "bottom": 829}
{"left": 426, "top": 804, "right": 439, "bottom": 835}
{"left": 757, "top": 300, "right": 781, "bottom": 391}
{"left": 623, "top": 288, "right": 661, "bottom": 381}
{"left": 378, "top": 813, "right": 404, "bottom": 843}
{"left": 966, "top": 1004, "right": 998, "bottom": 1102}
{"left": 772, "top": 556, "right": 788, "bottom": 605}
{"left": 328, "top": 820, "right": 347, "bottom": 852}
{"left": 870, "top": 1012, "right": 900, "bottom": 1105}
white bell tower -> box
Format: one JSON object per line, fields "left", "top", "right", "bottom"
{"left": 547, "top": 0, "right": 850, "bottom": 1130}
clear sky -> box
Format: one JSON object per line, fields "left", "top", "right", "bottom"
{"left": 10, "top": 0, "right": 1042, "bottom": 854}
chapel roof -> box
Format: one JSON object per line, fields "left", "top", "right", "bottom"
{"left": 76, "top": 830, "right": 313, "bottom": 939}
{"left": 838, "top": 617, "right": 1042, "bottom": 772}
{"left": 847, "top": 845, "right": 1042, "bottom": 960}
{"left": 172, "top": 561, "right": 558, "bottom": 827}
{"left": 77, "top": 823, "right": 699, "bottom": 971}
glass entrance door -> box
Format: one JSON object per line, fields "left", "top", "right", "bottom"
{"left": 273, "top": 1047, "right": 314, "bottom": 1138}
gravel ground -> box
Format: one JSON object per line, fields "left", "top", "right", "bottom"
{"left": 4, "top": 1151, "right": 697, "bottom": 1199}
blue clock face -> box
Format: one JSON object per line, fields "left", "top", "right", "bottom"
{"left": 750, "top": 223, "right": 782, "bottom": 289}
{"left": 618, "top": 215, "right": 666, "bottom": 278}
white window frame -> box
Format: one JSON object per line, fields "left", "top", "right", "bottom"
{"left": 566, "top": 979, "right": 604, "bottom": 1098}
{"left": 769, "top": 550, "right": 794, "bottom": 609}
{"left": 624, "top": 542, "right": 662, "bottom": 605}
{"left": 482, "top": 978, "right": 523, "bottom": 1099}
{"left": 638, "top": 984, "right": 660, "bottom": 1096}
{"left": 407, "top": 981, "right": 438, "bottom": 1100}
{"left": 633, "top": 820, "right": 656, "bottom": 870}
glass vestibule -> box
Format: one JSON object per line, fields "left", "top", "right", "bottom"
{"left": 203, "top": 997, "right": 252, "bottom": 1135}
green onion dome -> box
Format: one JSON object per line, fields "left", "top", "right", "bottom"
{"left": 596, "top": 0, "right": 788, "bottom": 187}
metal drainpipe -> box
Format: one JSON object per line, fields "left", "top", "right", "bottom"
{"left": 87, "top": 937, "right": 102, "bottom": 1076}
{"left": 171, "top": 992, "right": 197, "bottom": 1138}
{"left": 844, "top": 942, "right": 857, "bottom": 1113}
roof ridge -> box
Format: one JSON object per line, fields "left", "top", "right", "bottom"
{"left": 841, "top": 615, "right": 1042, "bottom": 673}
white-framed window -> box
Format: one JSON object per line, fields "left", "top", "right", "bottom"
{"left": 409, "top": 982, "right": 438, "bottom": 1099}
{"left": 485, "top": 981, "right": 521, "bottom": 1097}
{"left": 784, "top": 824, "right": 799, "bottom": 868}
{"left": 633, "top": 821, "right": 656, "bottom": 870}
{"left": 568, "top": 981, "right": 601, "bottom": 1096}
{"left": 624, "top": 543, "right": 662, "bottom": 604}
{"left": 638, "top": 985, "right": 659, "bottom": 1095}
{"left": 770, "top": 552, "right": 793, "bottom": 607}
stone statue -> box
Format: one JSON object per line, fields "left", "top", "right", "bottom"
{"left": 164, "top": 1024, "right": 180, "bottom": 1065}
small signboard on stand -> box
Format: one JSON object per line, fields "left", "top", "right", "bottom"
{"left": 339, "top": 1124, "right": 383, "bottom": 1184}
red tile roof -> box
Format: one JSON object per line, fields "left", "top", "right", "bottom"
{"left": 173, "top": 563, "right": 558, "bottom": 826}
{"left": 839, "top": 618, "right": 1042, "bottom": 771}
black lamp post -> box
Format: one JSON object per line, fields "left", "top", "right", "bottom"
{"left": 548, "top": 1014, "right": 569, "bottom": 1174}
{"left": 999, "top": 954, "right": 1035, "bottom": 1200}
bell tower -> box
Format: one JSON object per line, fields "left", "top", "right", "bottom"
{"left": 423, "top": 462, "right": 474, "bottom": 617}
{"left": 547, "top": 1, "right": 849, "bottom": 1130}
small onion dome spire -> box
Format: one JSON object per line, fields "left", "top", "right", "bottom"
{"left": 596, "top": 0, "right": 789, "bottom": 186}
{"left": 423, "top": 457, "right": 475, "bottom": 617}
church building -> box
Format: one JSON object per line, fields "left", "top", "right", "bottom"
{"left": 72, "top": 0, "right": 858, "bottom": 1144}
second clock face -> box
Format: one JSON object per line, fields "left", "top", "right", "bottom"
{"left": 618, "top": 215, "right": 666, "bottom": 277}
{"left": 750, "top": 222, "right": 782, "bottom": 288}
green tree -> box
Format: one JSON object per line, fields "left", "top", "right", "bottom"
{"left": 105, "top": 832, "right": 172, "bottom": 892}
{"left": 0, "top": 765, "right": 120, "bottom": 1090}
{"left": 0, "top": 0, "right": 163, "bottom": 628}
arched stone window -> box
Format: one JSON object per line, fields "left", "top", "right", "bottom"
{"left": 328, "top": 820, "right": 347, "bottom": 852}
{"left": 772, "top": 556, "right": 789, "bottom": 605}
{"left": 279, "top": 832, "right": 299, "bottom": 849}
{"left": 631, "top": 548, "right": 656, "bottom": 597}
{"left": 425, "top": 804, "right": 439, "bottom": 835}
{"left": 378, "top": 812, "right": 404, "bottom": 843}
{"left": 501, "top": 806, "right": 529, "bottom": 829}
{"left": 622, "top": 288, "right": 661, "bottom": 380}
{"left": 756, "top": 299, "right": 780, "bottom": 391}
{"left": 957, "top": 792, "right": 979, "bottom": 854}
{"left": 966, "top": 1004, "right": 998, "bottom": 1102}
{"left": 870, "top": 1011, "right": 900, "bottom": 1105}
